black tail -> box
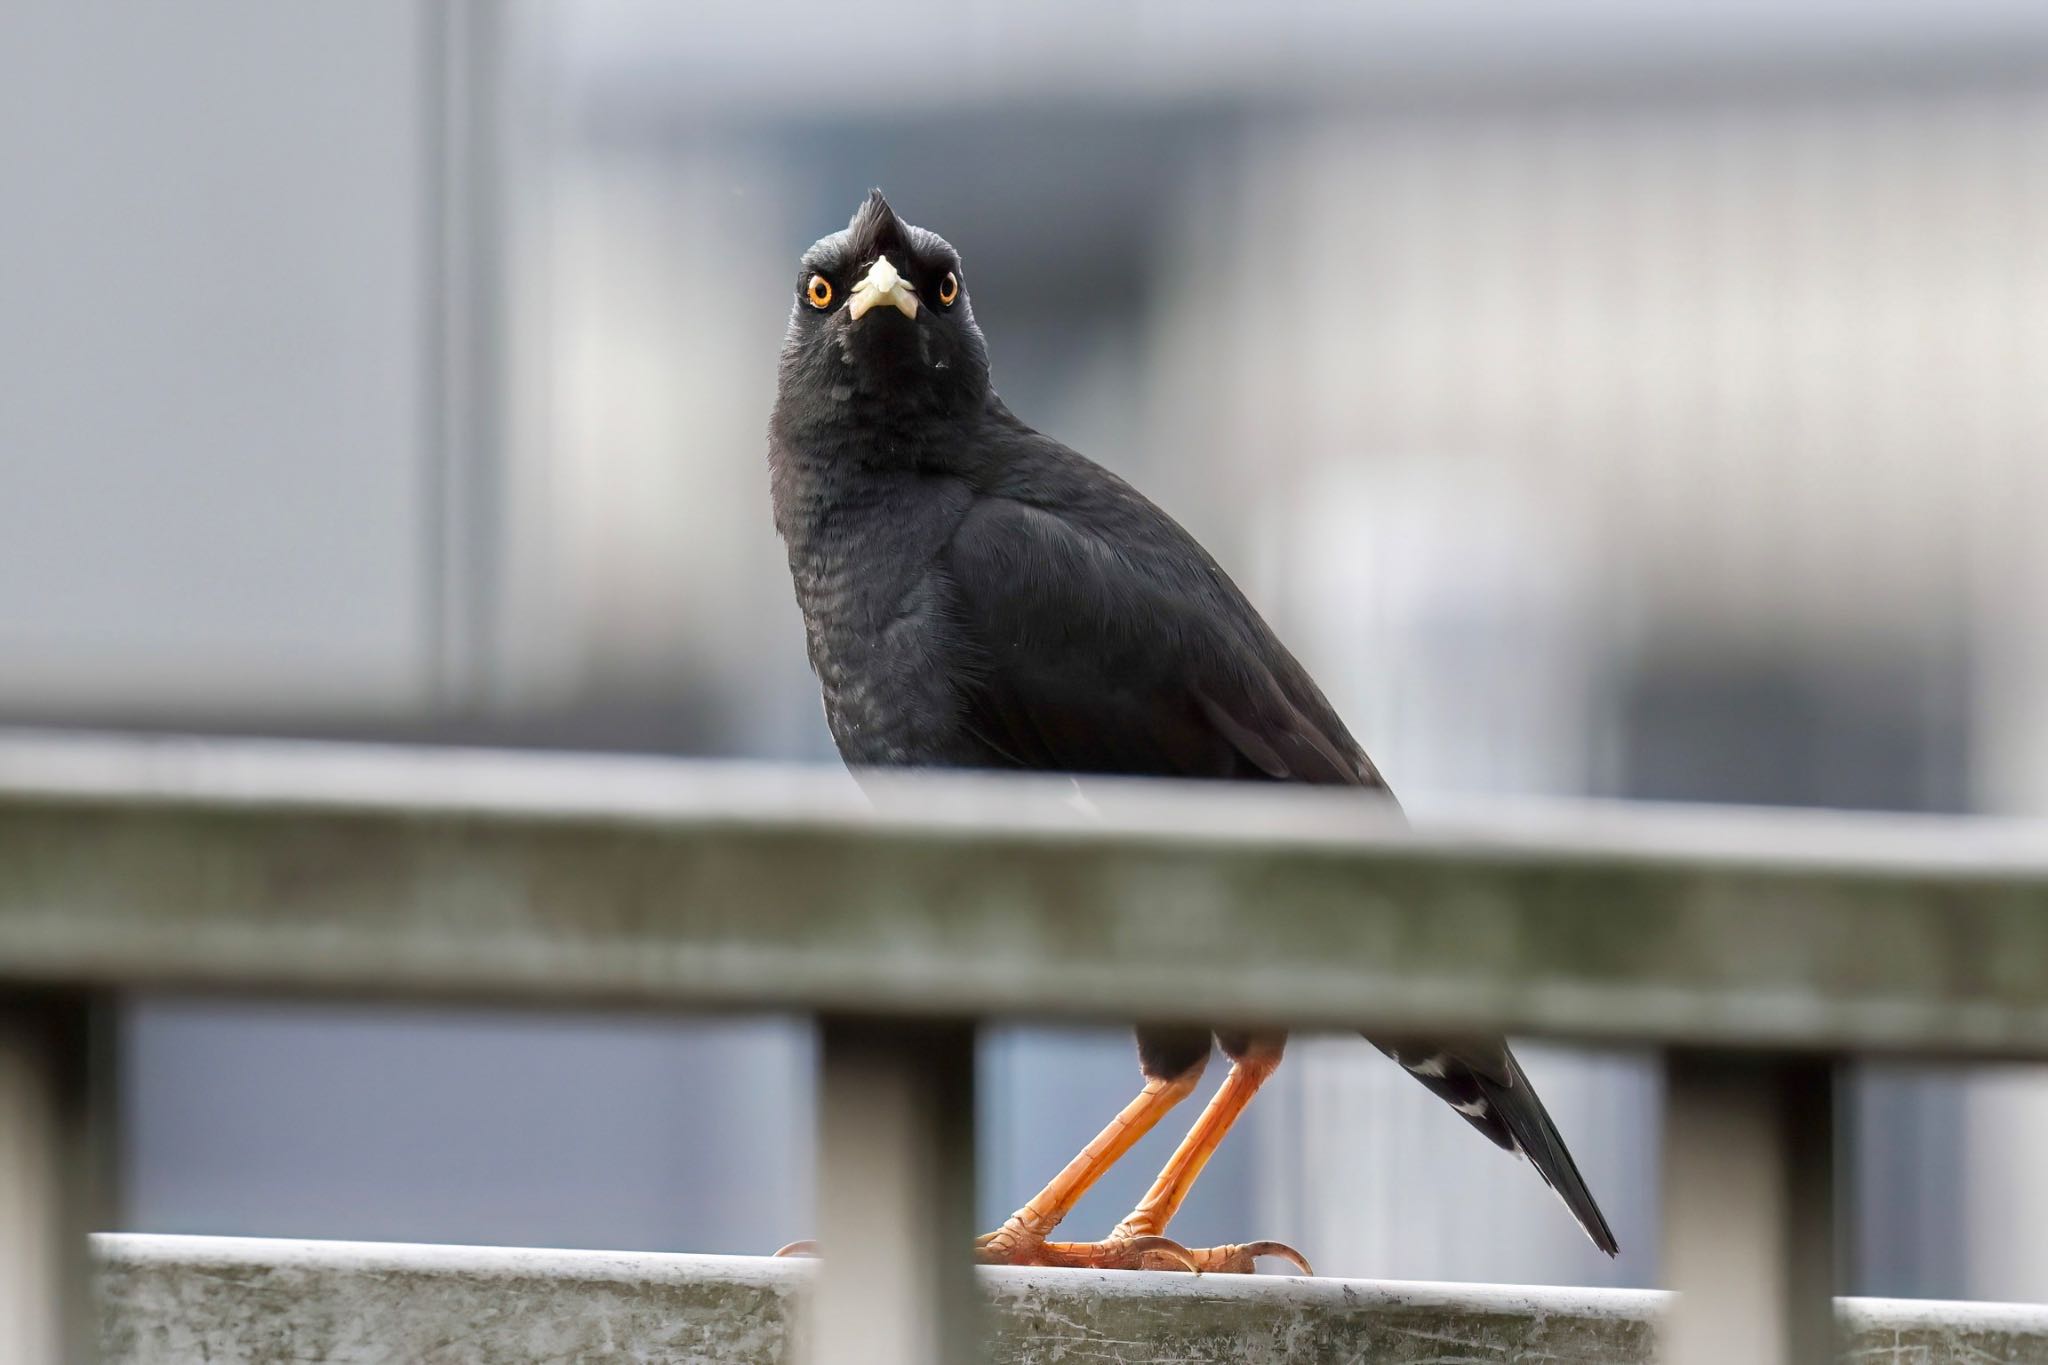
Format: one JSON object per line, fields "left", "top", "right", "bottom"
{"left": 1368, "top": 1035, "right": 1619, "bottom": 1256}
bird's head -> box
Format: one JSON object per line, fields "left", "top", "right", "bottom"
{"left": 776, "top": 191, "right": 991, "bottom": 437}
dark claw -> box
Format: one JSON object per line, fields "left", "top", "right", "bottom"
{"left": 1117, "top": 1234, "right": 1200, "bottom": 1273}
{"left": 1230, "top": 1240, "right": 1314, "bottom": 1276}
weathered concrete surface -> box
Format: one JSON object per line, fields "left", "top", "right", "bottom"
{"left": 987, "top": 1269, "right": 1657, "bottom": 1364}
{"left": 94, "top": 1235, "right": 2048, "bottom": 1364}
{"left": 9, "top": 730, "right": 2048, "bottom": 1053}
{"left": 96, "top": 1236, "right": 803, "bottom": 1365}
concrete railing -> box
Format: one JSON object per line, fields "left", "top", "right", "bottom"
{"left": 94, "top": 1235, "right": 2048, "bottom": 1365}
{"left": 7, "top": 730, "right": 2048, "bottom": 1362}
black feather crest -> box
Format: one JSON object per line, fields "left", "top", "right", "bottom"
{"left": 847, "top": 188, "right": 908, "bottom": 259}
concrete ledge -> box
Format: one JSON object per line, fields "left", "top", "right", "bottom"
{"left": 93, "top": 1234, "right": 2048, "bottom": 1363}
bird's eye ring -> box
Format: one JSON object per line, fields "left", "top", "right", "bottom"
{"left": 938, "top": 271, "right": 959, "bottom": 307}
{"left": 806, "top": 274, "right": 834, "bottom": 309}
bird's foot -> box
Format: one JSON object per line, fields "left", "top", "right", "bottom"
{"left": 975, "top": 1220, "right": 1311, "bottom": 1275}
{"left": 776, "top": 1227, "right": 1311, "bottom": 1275}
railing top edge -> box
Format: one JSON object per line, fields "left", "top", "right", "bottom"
{"left": 6, "top": 727, "right": 2048, "bottom": 880}
{"left": 92, "top": 1232, "right": 804, "bottom": 1290}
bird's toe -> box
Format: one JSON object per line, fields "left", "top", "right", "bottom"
{"left": 1177, "top": 1240, "right": 1314, "bottom": 1275}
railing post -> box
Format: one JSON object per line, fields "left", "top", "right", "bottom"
{"left": 0, "top": 1000, "right": 111, "bottom": 1365}
{"left": 810, "top": 1018, "right": 980, "bottom": 1365}
{"left": 1661, "top": 1051, "right": 1837, "bottom": 1365}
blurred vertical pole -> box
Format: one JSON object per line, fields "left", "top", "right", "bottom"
{"left": 1662, "top": 1052, "right": 1836, "bottom": 1365}
{"left": 0, "top": 1001, "right": 112, "bottom": 1365}
{"left": 811, "top": 1019, "right": 980, "bottom": 1365}
{"left": 423, "top": 0, "right": 508, "bottom": 712}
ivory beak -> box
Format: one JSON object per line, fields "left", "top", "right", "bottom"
{"left": 845, "top": 255, "right": 919, "bottom": 321}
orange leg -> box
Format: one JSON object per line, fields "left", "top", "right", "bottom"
{"left": 976, "top": 1068, "right": 1202, "bottom": 1262}
{"left": 1004, "top": 1039, "right": 1310, "bottom": 1275}
{"left": 1112, "top": 1044, "right": 1282, "bottom": 1242}
{"left": 784, "top": 1039, "right": 1309, "bottom": 1276}
{"left": 781, "top": 1065, "right": 1205, "bottom": 1270}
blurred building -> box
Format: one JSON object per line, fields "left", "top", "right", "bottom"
{"left": 6, "top": 0, "right": 2048, "bottom": 1296}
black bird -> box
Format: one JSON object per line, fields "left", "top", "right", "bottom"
{"left": 769, "top": 190, "right": 1617, "bottom": 1272}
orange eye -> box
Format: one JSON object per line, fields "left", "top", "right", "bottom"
{"left": 806, "top": 274, "right": 833, "bottom": 309}
{"left": 938, "top": 271, "right": 959, "bottom": 306}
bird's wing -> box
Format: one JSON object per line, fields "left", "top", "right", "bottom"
{"left": 1372, "top": 1037, "right": 1620, "bottom": 1255}
{"left": 945, "top": 489, "right": 1616, "bottom": 1255}
{"left": 942, "top": 494, "right": 1381, "bottom": 785}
